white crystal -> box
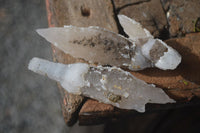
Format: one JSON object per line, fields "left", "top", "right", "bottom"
{"left": 28, "top": 57, "right": 175, "bottom": 112}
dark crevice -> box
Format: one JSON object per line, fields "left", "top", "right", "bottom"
{"left": 151, "top": 16, "right": 160, "bottom": 38}
{"left": 160, "top": 0, "right": 170, "bottom": 40}
{"left": 80, "top": 6, "right": 90, "bottom": 17}
{"left": 67, "top": 97, "right": 87, "bottom": 126}
{"left": 150, "top": 110, "right": 173, "bottom": 133}
{"left": 158, "top": 27, "right": 170, "bottom": 40}
{"left": 110, "top": 0, "right": 128, "bottom": 37}
{"left": 116, "top": 0, "right": 151, "bottom": 13}
{"left": 195, "top": 17, "right": 200, "bottom": 32}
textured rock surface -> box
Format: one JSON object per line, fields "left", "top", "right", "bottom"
{"left": 80, "top": 99, "right": 114, "bottom": 113}
{"left": 114, "top": 0, "right": 149, "bottom": 8}
{"left": 161, "top": 0, "right": 200, "bottom": 37}
{"left": 118, "top": 0, "right": 167, "bottom": 38}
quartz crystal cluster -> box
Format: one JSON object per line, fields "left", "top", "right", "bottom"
{"left": 28, "top": 15, "right": 181, "bottom": 112}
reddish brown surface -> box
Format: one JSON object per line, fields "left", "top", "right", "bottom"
{"left": 80, "top": 99, "right": 114, "bottom": 113}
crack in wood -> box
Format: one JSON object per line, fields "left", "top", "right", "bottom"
{"left": 115, "top": 0, "right": 151, "bottom": 13}
{"left": 110, "top": 0, "right": 129, "bottom": 37}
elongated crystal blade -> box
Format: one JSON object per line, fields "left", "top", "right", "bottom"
{"left": 37, "top": 26, "right": 135, "bottom": 67}
{"left": 28, "top": 57, "right": 175, "bottom": 112}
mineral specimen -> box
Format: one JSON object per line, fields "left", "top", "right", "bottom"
{"left": 28, "top": 57, "right": 175, "bottom": 112}
{"left": 36, "top": 15, "right": 181, "bottom": 71}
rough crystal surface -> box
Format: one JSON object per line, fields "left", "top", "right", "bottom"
{"left": 28, "top": 57, "right": 175, "bottom": 112}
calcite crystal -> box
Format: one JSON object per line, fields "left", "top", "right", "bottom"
{"left": 36, "top": 15, "right": 181, "bottom": 71}
{"left": 28, "top": 57, "right": 175, "bottom": 112}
